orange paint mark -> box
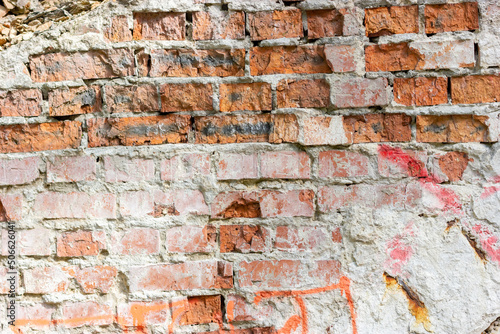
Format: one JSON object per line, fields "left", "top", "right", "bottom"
{"left": 227, "top": 300, "right": 236, "bottom": 334}
{"left": 168, "top": 299, "right": 188, "bottom": 334}
{"left": 277, "top": 315, "right": 301, "bottom": 334}
{"left": 295, "top": 297, "right": 308, "bottom": 333}
{"left": 55, "top": 314, "right": 114, "bottom": 327}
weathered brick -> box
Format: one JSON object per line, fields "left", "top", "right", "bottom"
{"left": 248, "top": 9, "right": 303, "bottom": 41}
{"left": 225, "top": 294, "right": 274, "bottom": 323}
{"left": 260, "top": 151, "right": 310, "bottom": 179}
{"left": 343, "top": 114, "right": 412, "bottom": 143}
{"left": 127, "top": 260, "right": 233, "bottom": 292}
{"left": 57, "top": 231, "right": 106, "bottom": 257}
{"left": 0, "top": 121, "right": 81, "bottom": 153}
{"left": 2, "top": 227, "right": 52, "bottom": 256}
{"left": 324, "top": 44, "right": 357, "bottom": 73}
{"left": 307, "top": 9, "right": 343, "bottom": 38}
{"left": 365, "top": 41, "right": 475, "bottom": 72}
{"left": 104, "top": 156, "right": 154, "bottom": 182}
{"left": 23, "top": 267, "right": 70, "bottom": 294}
{"left": 394, "top": 77, "right": 448, "bottom": 106}
{"left": 48, "top": 86, "right": 101, "bottom": 116}
{"left": 133, "top": 12, "right": 185, "bottom": 40}
{"left": 425, "top": 2, "right": 479, "bottom": 34}
{"left": 238, "top": 260, "right": 340, "bottom": 289}
{"left": 365, "top": 5, "right": 419, "bottom": 37}
{"left": 378, "top": 145, "right": 428, "bottom": 178}
{"left": 260, "top": 190, "right": 315, "bottom": 217}
{"left": 437, "top": 151, "right": 469, "bottom": 182}
{"left": 217, "top": 153, "right": 258, "bottom": 180}
{"left": 318, "top": 151, "right": 369, "bottom": 178}
{"left": 67, "top": 266, "right": 117, "bottom": 293}
{"left": 0, "top": 194, "right": 22, "bottom": 221}
{"left": 161, "top": 153, "right": 211, "bottom": 181}
{"left": 301, "top": 116, "right": 347, "bottom": 146}
{"left": 117, "top": 301, "right": 168, "bottom": 327}
{"left": 220, "top": 225, "right": 269, "bottom": 253}
{"left": 416, "top": 115, "right": 492, "bottom": 143}
{"left": 219, "top": 83, "right": 272, "bottom": 112}
{"left": 0, "top": 157, "right": 39, "bottom": 185}
{"left": 200, "top": 329, "right": 275, "bottom": 334}
{"left": 105, "top": 85, "right": 159, "bottom": 113}
{"left": 451, "top": 75, "right": 500, "bottom": 104}
{"left": 15, "top": 304, "right": 54, "bottom": 328}
{"left": 277, "top": 79, "right": 330, "bottom": 108}
{"left": 211, "top": 192, "right": 261, "bottom": 219}
{"left": 165, "top": 190, "right": 210, "bottom": 216}
{"left": 34, "top": 192, "right": 116, "bottom": 219}
{"left": 180, "top": 295, "right": 223, "bottom": 325}
{"left": 88, "top": 115, "right": 190, "bottom": 147}
{"left": 148, "top": 49, "right": 245, "bottom": 77}
{"left": 109, "top": 228, "right": 160, "bottom": 255}
{"left": 250, "top": 45, "right": 331, "bottom": 75}
{"left": 0, "top": 267, "right": 15, "bottom": 294}
{"left": 47, "top": 156, "right": 96, "bottom": 183}
{"left": 119, "top": 191, "right": 154, "bottom": 217}
{"left": 30, "top": 49, "right": 135, "bottom": 82}
{"left": 195, "top": 114, "right": 298, "bottom": 144}
{"left": 192, "top": 10, "right": 245, "bottom": 40}
{"left": 165, "top": 225, "right": 216, "bottom": 253}
{"left": 104, "top": 15, "right": 132, "bottom": 42}
{"left": 59, "top": 302, "right": 114, "bottom": 328}
{"left": 0, "top": 89, "right": 42, "bottom": 116}
{"left": 332, "top": 77, "right": 388, "bottom": 108}
{"left": 160, "top": 83, "right": 213, "bottom": 112}
{"left": 275, "top": 226, "right": 332, "bottom": 251}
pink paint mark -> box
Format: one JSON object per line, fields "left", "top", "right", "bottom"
{"left": 384, "top": 223, "right": 415, "bottom": 275}
{"left": 480, "top": 176, "right": 500, "bottom": 199}
{"left": 378, "top": 145, "right": 428, "bottom": 178}
{"left": 419, "top": 179, "right": 463, "bottom": 214}
{"left": 472, "top": 224, "right": 500, "bottom": 266}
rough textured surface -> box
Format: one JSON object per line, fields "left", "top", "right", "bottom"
{"left": 365, "top": 5, "right": 419, "bottom": 37}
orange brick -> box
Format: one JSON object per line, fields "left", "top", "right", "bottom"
{"left": 248, "top": 9, "right": 303, "bottom": 41}
{"left": 277, "top": 79, "right": 330, "bottom": 108}
{"left": 59, "top": 302, "right": 114, "bottom": 328}
{"left": 69, "top": 266, "right": 117, "bottom": 293}
{"left": 0, "top": 89, "right": 42, "bottom": 116}
{"left": 180, "top": 295, "right": 223, "bottom": 325}
{"left": 394, "top": 77, "right": 448, "bottom": 106}
{"left": 220, "top": 225, "right": 269, "bottom": 253}
{"left": 192, "top": 11, "right": 245, "bottom": 40}
{"left": 318, "top": 151, "right": 369, "bottom": 178}
{"left": 365, "top": 5, "right": 419, "bottom": 37}
{"left": 133, "top": 12, "right": 185, "bottom": 40}
{"left": 211, "top": 191, "right": 261, "bottom": 219}
{"left": 105, "top": 85, "right": 159, "bottom": 113}
{"left": 160, "top": 83, "right": 213, "bottom": 112}
{"left": 307, "top": 9, "right": 343, "bottom": 38}
{"left": 0, "top": 121, "right": 81, "bottom": 153}
{"left": 88, "top": 115, "right": 191, "bottom": 147}
{"left": 260, "top": 151, "right": 311, "bottom": 179}
{"left": 416, "top": 115, "right": 491, "bottom": 143}
{"left": 219, "top": 83, "right": 272, "bottom": 112}
{"left": 117, "top": 301, "right": 168, "bottom": 327}
{"left": 104, "top": 15, "right": 132, "bottom": 42}
{"left": 48, "top": 86, "right": 101, "bottom": 116}
{"left": 165, "top": 225, "right": 216, "bottom": 253}
{"left": 57, "top": 231, "right": 106, "bottom": 257}
{"left": 343, "top": 114, "right": 412, "bottom": 143}
{"left": 425, "top": 2, "right": 479, "bottom": 34}
{"left": 451, "top": 75, "right": 500, "bottom": 104}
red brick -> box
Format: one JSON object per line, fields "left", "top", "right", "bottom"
{"left": 105, "top": 85, "right": 159, "bottom": 113}
{"left": 160, "top": 83, "right": 213, "bottom": 112}
{"left": 2, "top": 227, "right": 52, "bottom": 256}
{"left": 260, "top": 151, "right": 310, "bottom": 179}
{"left": 324, "top": 44, "right": 357, "bottom": 73}
{"left": 59, "top": 301, "right": 114, "bottom": 328}
{"left": 277, "top": 79, "right": 330, "bottom": 108}
{"left": 117, "top": 301, "right": 168, "bottom": 327}
{"left": 68, "top": 266, "right": 117, "bottom": 293}
{"left": 219, "top": 83, "right": 272, "bottom": 112}
{"left": 0, "top": 89, "right": 42, "bottom": 116}
{"left": 127, "top": 260, "right": 233, "bottom": 292}
{"left": 438, "top": 151, "right": 469, "bottom": 182}
{"left": 47, "top": 155, "right": 96, "bottom": 183}
{"left": 250, "top": 45, "right": 331, "bottom": 75}
{"left": 161, "top": 153, "right": 210, "bottom": 181}
{"left": 225, "top": 294, "right": 274, "bottom": 323}
{"left": 0, "top": 121, "right": 81, "bottom": 153}
{"left": 23, "top": 267, "right": 70, "bottom": 294}
{"left": 180, "top": 295, "right": 222, "bottom": 325}
{"left": 416, "top": 115, "right": 492, "bottom": 143}
{"left": 220, "top": 225, "right": 269, "bottom": 253}
{"left": 365, "top": 5, "right": 419, "bottom": 37}
{"left": 307, "top": 9, "right": 343, "bottom": 38}
{"left": 104, "top": 156, "right": 154, "bottom": 182}
{"left": 217, "top": 153, "right": 258, "bottom": 180}
{"left": 318, "top": 183, "right": 421, "bottom": 212}
{"left": 119, "top": 191, "right": 154, "bottom": 217}
{"left": 57, "top": 231, "right": 106, "bottom": 257}
{"left": 133, "top": 12, "right": 185, "bottom": 40}
{"left": 195, "top": 114, "right": 298, "bottom": 144}
{"left": 301, "top": 116, "right": 347, "bottom": 146}
{"left": 167, "top": 189, "right": 210, "bottom": 216}
{"left": 343, "top": 113, "right": 412, "bottom": 143}
{"left": 0, "top": 157, "right": 39, "bottom": 185}
{"left": 148, "top": 49, "right": 245, "bottom": 77}
{"left": 193, "top": 10, "right": 245, "bottom": 40}
{"left": 378, "top": 145, "right": 428, "bottom": 178}
{"left": 48, "top": 86, "right": 101, "bottom": 116}
{"left": 30, "top": 49, "right": 135, "bottom": 82}
{"left": 318, "top": 150, "right": 369, "bottom": 178}
{"left": 248, "top": 9, "right": 303, "bottom": 41}
{"left": 275, "top": 226, "right": 332, "bottom": 251}
{"left": 34, "top": 192, "right": 116, "bottom": 219}
{"left": 365, "top": 41, "right": 475, "bottom": 72}
{"left": 165, "top": 225, "right": 216, "bottom": 253}
{"left": 238, "top": 260, "right": 340, "bottom": 289}
{"left": 333, "top": 77, "right": 388, "bottom": 108}
{"left": 211, "top": 191, "right": 261, "bottom": 219}
{"left": 0, "top": 194, "right": 22, "bottom": 221}
{"left": 451, "top": 75, "right": 500, "bottom": 104}
{"left": 394, "top": 77, "right": 448, "bottom": 106}
{"left": 88, "top": 115, "right": 190, "bottom": 148}
{"left": 15, "top": 304, "right": 54, "bottom": 329}
{"left": 260, "top": 190, "right": 315, "bottom": 217}
{"left": 109, "top": 228, "right": 160, "bottom": 255}
{"left": 104, "top": 15, "right": 132, "bottom": 42}
{"left": 425, "top": 2, "right": 479, "bottom": 34}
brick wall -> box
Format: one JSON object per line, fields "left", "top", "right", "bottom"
{"left": 1, "top": 0, "right": 500, "bottom": 333}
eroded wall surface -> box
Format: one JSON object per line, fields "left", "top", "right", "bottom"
{"left": 0, "top": 0, "right": 500, "bottom": 333}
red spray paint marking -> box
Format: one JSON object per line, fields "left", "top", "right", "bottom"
{"left": 472, "top": 224, "right": 500, "bottom": 266}
{"left": 378, "top": 145, "right": 428, "bottom": 178}
{"left": 253, "top": 276, "right": 357, "bottom": 334}
{"left": 480, "top": 176, "right": 500, "bottom": 199}
{"left": 384, "top": 222, "right": 415, "bottom": 276}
